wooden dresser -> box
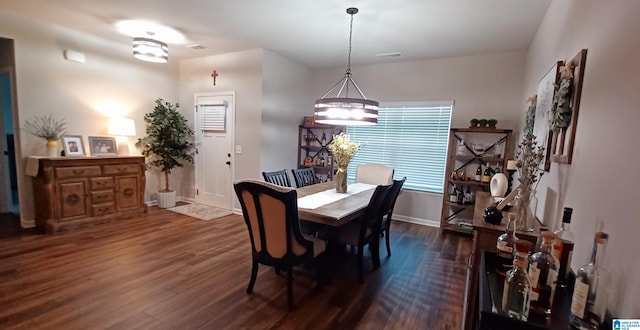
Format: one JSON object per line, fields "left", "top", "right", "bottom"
{"left": 31, "top": 156, "right": 147, "bottom": 233}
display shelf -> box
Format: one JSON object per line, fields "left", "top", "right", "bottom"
{"left": 297, "top": 124, "right": 344, "bottom": 182}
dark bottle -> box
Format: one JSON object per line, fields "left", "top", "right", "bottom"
{"left": 449, "top": 184, "right": 458, "bottom": 203}
{"left": 457, "top": 185, "right": 464, "bottom": 205}
{"left": 321, "top": 131, "right": 327, "bottom": 146}
{"left": 464, "top": 185, "right": 472, "bottom": 205}
{"left": 496, "top": 212, "right": 519, "bottom": 259}
{"left": 475, "top": 164, "right": 482, "bottom": 182}
{"left": 482, "top": 162, "right": 492, "bottom": 183}
{"left": 553, "top": 207, "right": 575, "bottom": 284}
{"left": 529, "top": 232, "right": 560, "bottom": 316}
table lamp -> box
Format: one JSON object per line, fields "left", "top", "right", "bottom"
{"left": 506, "top": 159, "right": 518, "bottom": 195}
{"left": 108, "top": 118, "right": 136, "bottom": 156}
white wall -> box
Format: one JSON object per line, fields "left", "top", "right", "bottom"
{"left": 261, "top": 50, "right": 311, "bottom": 173}
{"left": 523, "top": 0, "right": 640, "bottom": 318}
{"left": 311, "top": 52, "right": 527, "bottom": 223}
{"left": 0, "top": 12, "right": 178, "bottom": 226}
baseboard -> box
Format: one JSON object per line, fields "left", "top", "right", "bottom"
{"left": 393, "top": 214, "right": 440, "bottom": 228}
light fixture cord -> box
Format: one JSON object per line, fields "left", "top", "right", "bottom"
{"left": 346, "top": 11, "right": 354, "bottom": 76}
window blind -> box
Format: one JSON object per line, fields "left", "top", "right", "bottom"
{"left": 199, "top": 103, "right": 227, "bottom": 132}
{"left": 346, "top": 102, "right": 453, "bottom": 193}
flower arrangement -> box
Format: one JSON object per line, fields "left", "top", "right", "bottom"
{"left": 328, "top": 132, "right": 362, "bottom": 193}
{"left": 550, "top": 63, "right": 574, "bottom": 132}
{"left": 328, "top": 132, "right": 361, "bottom": 168}
{"left": 23, "top": 114, "right": 68, "bottom": 141}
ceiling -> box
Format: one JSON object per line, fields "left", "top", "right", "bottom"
{"left": 0, "top": 0, "right": 551, "bottom": 69}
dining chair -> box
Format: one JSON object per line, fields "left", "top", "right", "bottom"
{"left": 355, "top": 163, "right": 394, "bottom": 185}
{"left": 380, "top": 177, "right": 406, "bottom": 256}
{"left": 234, "top": 179, "right": 327, "bottom": 310}
{"left": 332, "top": 183, "right": 392, "bottom": 283}
{"left": 291, "top": 167, "right": 320, "bottom": 188}
{"left": 261, "top": 169, "right": 292, "bottom": 187}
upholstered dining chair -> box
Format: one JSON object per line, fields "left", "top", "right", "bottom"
{"left": 355, "top": 163, "right": 394, "bottom": 185}
{"left": 380, "top": 177, "right": 406, "bottom": 256}
{"left": 261, "top": 169, "right": 292, "bottom": 187}
{"left": 291, "top": 167, "right": 320, "bottom": 188}
{"left": 332, "top": 183, "right": 392, "bottom": 283}
{"left": 234, "top": 179, "right": 327, "bottom": 310}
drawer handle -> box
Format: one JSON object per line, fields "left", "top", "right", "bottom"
{"left": 123, "top": 188, "right": 134, "bottom": 197}
{"left": 65, "top": 194, "right": 80, "bottom": 205}
{"left": 72, "top": 169, "right": 85, "bottom": 175}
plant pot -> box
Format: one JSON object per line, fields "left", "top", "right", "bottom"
{"left": 46, "top": 140, "right": 59, "bottom": 157}
{"left": 157, "top": 190, "right": 176, "bottom": 208}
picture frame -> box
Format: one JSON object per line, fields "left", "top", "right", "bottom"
{"left": 535, "top": 60, "right": 563, "bottom": 172}
{"left": 88, "top": 136, "right": 117, "bottom": 156}
{"left": 550, "top": 49, "right": 587, "bottom": 164}
{"left": 62, "top": 135, "right": 86, "bottom": 156}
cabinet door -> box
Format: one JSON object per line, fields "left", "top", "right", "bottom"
{"left": 115, "top": 176, "right": 140, "bottom": 210}
{"left": 57, "top": 179, "right": 90, "bottom": 221}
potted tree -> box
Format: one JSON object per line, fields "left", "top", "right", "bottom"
{"left": 135, "top": 99, "right": 195, "bottom": 208}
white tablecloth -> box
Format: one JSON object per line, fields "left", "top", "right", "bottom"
{"left": 297, "top": 183, "right": 376, "bottom": 209}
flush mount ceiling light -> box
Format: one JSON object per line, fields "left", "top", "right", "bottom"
{"left": 133, "top": 36, "right": 168, "bottom": 63}
{"left": 314, "top": 7, "right": 378, "bottom": 126}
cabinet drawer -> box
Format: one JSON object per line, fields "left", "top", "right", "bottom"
{"left": 92, "top": 203, "right": 116, "bottom": 216}
{"left": 103, "top": 164, "right": 140, "bottom": 175}
{"left": 91, "top": 190, "right": 115, "bottom": 203}
{"left": 56, "top": 166, "right": 101, "bottom": 179}
{"left": 90, "top": 177, "right": 115, "bottom": 190}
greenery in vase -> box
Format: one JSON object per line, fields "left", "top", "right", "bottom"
{"left": 23, "top": 114, "right": 68, "bottom": 141}
{"left": 328, "top": 132, "right": 362, "bottom": 168}
{"left": 135, "top": 99, "right": 195, "bottom": 192}
{"left": 516, "top": 97, "right": 545, "bottom": 192}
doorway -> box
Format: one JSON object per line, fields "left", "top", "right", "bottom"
{"left": 0, "top": 37, "right": 20, "bottom": 218}
{"left": 194, "top": 92, "right": 234, "bottom": 210}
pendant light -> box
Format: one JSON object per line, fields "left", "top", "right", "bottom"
{"left": 314, "top": 7, "right": 379, "bottom": 126}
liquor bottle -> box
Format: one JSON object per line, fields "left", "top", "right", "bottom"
{"left": 502, "top": 240, "right": 533, "bottom": 321}
{"left": 464, "top": 186, "right": 472, "bottom": 205}
{"left": 570, "top": 232, "right": 610, "bottom": 330}
{"left": 553, "top": 207, "right": 575, "bottom": 284}
{"left": 482, "top": 162, "right": 492, "bottom": 183}
{"left": 529, "top": 232, "right": 560, "bottom": 316}
{"left": 457, "top": 185, "right": 464, "bottom": 205}
{"left": 449, "top": 184, "right": 458, "bottom": 203}
{"left": 496, "top": 212, "right": 519, "bottom": 260}
{"left": 494, "top": 162, "right": 502, "bottom": 174}
{"left": 457, "top": 139, "right": 467, "bottom": 155}
{"left": 321, "top": 131, "right": 327, "bottom": 146}
{"left": 475, "top": 164, "right": 482, "bottom": 182}
{"left": 534, "top": 226, "right": 549, "bottom": 252}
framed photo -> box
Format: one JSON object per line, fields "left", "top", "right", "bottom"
{"left": 62, "top": 135, "right": 86, "bottom": 156}
{"left": 88, "top": 136, "right": 117, "bottom": 156}
{"left": 535, "top": 60, "right": 563, "bottom": 172}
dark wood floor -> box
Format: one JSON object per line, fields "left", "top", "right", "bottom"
{"left": 0, "top": 207, "right": 471, "bottom": 329}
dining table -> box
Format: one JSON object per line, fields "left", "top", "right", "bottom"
{"left": 295, "top": 181, "right": 377, "bottom": 227}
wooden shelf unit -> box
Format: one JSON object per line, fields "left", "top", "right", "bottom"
{"left": 297, "top": 124, "right": 344, "bottom": 182}
{"left": 440, "top": 127, "right": 513, "bottom": 235}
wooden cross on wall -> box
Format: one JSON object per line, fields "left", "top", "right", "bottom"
{"left": 211, "top": 70, "right": 218, "bottom": 86}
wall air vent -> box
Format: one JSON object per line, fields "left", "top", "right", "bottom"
{"left": 375, "top": 52, "right": 402, "bottom": 58}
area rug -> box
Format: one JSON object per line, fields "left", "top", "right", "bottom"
{"left": 167, "top": 203, "right": 233, "bottom": 221}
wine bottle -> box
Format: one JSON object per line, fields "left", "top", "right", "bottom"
{"left": 464, "top": 186, "right": 472, "bottom": 205}
{"left": 553, "top": 207, "right": 575, "bottom": 284}
{"left": 457, "top": 139, "right": 467, "bottom": 155}
{"left": 529, "top": 232, "right": 560, "bottom": 316}
{"left": 475, "top": 164, "right": 482, "bottom": 182}
{"left": 449, "top": 184, "right": 458, "bottom": 203}
{"left": 321, "top": 131, "right": 327, "bottom": 146}
{"left": 496, "top": 212, "right": 519, "bottom": 260}
{"left": 482, "top": 162, "right": 492, "bottom": 183}
{"left": 502, "top": 240, "right": 533, "bottom": 321}
{"left": 570, "top": 232, "right": 610, "bottom": 330}
{"left": 457, "top": 185, "right": 464, "bottom": 205}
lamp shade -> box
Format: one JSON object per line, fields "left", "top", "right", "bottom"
{"left": 506, "top": 160, "right": 518, "bottom": 171}
{"left": 133, "top": 37, "right": 168, "bottom": 63}
{"left": 108, "top": 118, "right": 136, "bottom": 136}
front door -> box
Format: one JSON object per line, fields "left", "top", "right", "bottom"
{"left": 194, "top": 92, "right": 234, "bottom": 210}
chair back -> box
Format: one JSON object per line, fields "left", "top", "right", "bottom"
{"left": 359, "top": 184, "right": 393, "bottom": 241}
{"left": 291, "top": 167, "right": 320, "bottom": 188}
{"left": 261, "top": 169, "right": 292, "bottom": 187}
{"left": 355, "top": 163, "right": 394, "bottom": 185}
{"left": 234, "top": 180, "right": 312, "bottom": 264}
{"left": 383, "top": 177, "right": 406, "bottom": 226}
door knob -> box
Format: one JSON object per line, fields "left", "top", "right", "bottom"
{"left": 226, "top": 161, "right": 231, "bottom": 165}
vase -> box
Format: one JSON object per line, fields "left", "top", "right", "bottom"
{"left": 46, "top": 140, "right": 58, "bottom": 157}
{"left": 336, "top": 165, "right": 348, "bottom": 193}
{"left": 514, "top": 186, "right": 535, "bottom": 232}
